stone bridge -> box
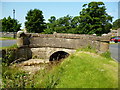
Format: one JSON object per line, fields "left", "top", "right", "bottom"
{"left": 16, "top": 32, "right": 111, "bottom": 61}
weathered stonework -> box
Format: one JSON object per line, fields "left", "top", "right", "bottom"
{"left": 31, "top": 47, "right": 76, "bottom": 59}
{"left": 99, "top": 42, "right": 109, "bottom": 53}
{"left": 16, "top": 32, "right": 111, "bottom": 61}
{"left": 0, "top": 32, "right": 17, "bottom": 38}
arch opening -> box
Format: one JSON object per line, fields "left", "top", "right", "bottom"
{"left": 49, "top": 51, "right": 69, "bottom": 61}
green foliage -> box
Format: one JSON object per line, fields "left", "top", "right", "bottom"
{"left": 112, "top": 18, "right": 120, "bottom": 30}
{"left": 0, "top": 44, "right": 18, "bottom": 49}
{"left": 76, "top": 45, "right": 97, "bottom": 53}
{"left": 2, "top": 65, "right": 35, "bottom": 88}
{"left": 0, "top": 19, "right": 2, "bottom": 32}
{"left": 100, "top": 51, "right": 111, "bottom": 59}
{"left": 2, "top": 16, "right": 21, "bottom": 32}
{"left": 48, "top": 16, "right": 56, "bottom": 23}
{"left": 45, "top": 72, "right": 61, "bottom": 88}
{"left": 77, "top": 45, "right": 112, "bottom": 59}
{"left": 2, "top": 45, "right": 18, "bottom": 65}
{"left": 2, "top": 49, "right": 16, "bottom": 65}
{"left": 0, "top": 37, "right": 16, "bottom": 40}
{"left": 44, "top": 15, "right": 80, "bottom": 34}
{"left": 44, "top": 2, "right": 112, "bottom": 35}
{"left": 79, "top": 2, "right": 113, "bottom": 36}
{"left": 25, "top": 9, "right": 46, "bottom": 33}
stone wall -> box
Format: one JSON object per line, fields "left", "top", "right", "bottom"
{"left": 0, "top": 32, "right": 17, "bottom": 38}
{"left": 2, "top": 47, "right": 32, "bottom": 64}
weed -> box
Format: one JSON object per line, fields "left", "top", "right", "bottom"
{"left": 2, "top": 49, "right": 16, "bottom": 65}
{"left": 2, "top": 65, "right": 35, "bottom": 88}
{"left": 76, "top": 45, "right": 97, "bottom": 53}
{"left": 100, "top": 51, "right": 111, "bottom": 59}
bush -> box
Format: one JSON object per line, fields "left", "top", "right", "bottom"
{"left": 2, "top": 65, "right": 35, "bottom": 88}
{"left": 2, "top": 49, "right": 17, "bottom": 65}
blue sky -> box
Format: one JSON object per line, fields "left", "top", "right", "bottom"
{"left": 0, "top": 1, "right": 119, "bottom": 29}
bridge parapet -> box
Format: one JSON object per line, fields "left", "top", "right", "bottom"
{"left": 26, "top": 33, "right": 111, "bottom": 41}
{"left": 16, "top": 32, "right": 111, "bottom": 60}
{"left": 27, "top": 33, "right": 101, "bottom": 40}
{"left": 17, "top": 32, "right": 111, "bottom": 50}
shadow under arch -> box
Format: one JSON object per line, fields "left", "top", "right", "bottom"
{"left": 49, "top": 51, "right": 69, "bottom": 61}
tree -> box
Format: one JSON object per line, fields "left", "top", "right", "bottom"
{"left": 0, "top": 19, "right": 2, "bottom": 32}
{"left": 55, "top": 15, "right": 73, "bottom": 33}
{"left": 44, "top": 15, "right": 79, "bottom": 34}
{"left": 112, "top": 18, "right": 120, "bottom": 30}
{"left": 79, "top": 2, "right": 113, "bottom": 35}
{"left": 70, "top": 16, "right": 81, "bottom": 33}
{"left": 2, "top": 16, "right": 21, "bottom": 32}
{"left": 48, "top": 16, "right": 56, "bottom": 23}
{"left": 44, "top": 16, "right": 56, "bottom": 34}
{"left": 25, "top": 9, "right": 46, "bottom": 33}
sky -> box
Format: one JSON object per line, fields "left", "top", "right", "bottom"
{"left": 0, "top": 0, "right": 119, "bottom": 29}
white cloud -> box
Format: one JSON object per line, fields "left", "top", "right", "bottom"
{"left": 108, "top": 12, "right": 112, "bottom": 15}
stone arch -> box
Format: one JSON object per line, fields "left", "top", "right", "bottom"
{"left": 49, "top": 51, "right": 69, "bottom": 61}
{"left": 47, "top": 48, "right": 75, "bottom": 59}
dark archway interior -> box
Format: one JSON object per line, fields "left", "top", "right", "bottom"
{"left": 49, "top": 51, "right": 69, "bottom": 61}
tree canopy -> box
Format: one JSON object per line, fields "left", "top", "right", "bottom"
{"left": 44, "top": 15, "right": 80, "bottom": 34}
{"left": 78, "top": 2, "right": 113, "bottom": 35}
{"left": 0, "top": 19, "right": 2, "bottom": 32}
{"left": 2, "top": 16, "right": 21, "bottom": 32}
{"left": 25, "top": 9, "right": 46, "bottom": 33}
{"left": 112, "top": 18, "right": 120, "bottom": 30}
{"left": 44, "top": 2, "right": 113, "bottom": 35}
{"left": 1, "top": 2, "right": 114, "bottom": 35}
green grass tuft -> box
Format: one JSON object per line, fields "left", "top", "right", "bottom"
{"left": 76, "top": 45, "right": 97, "bottom": 53}
{"left": 0, "top": 37, "right": 16, "bottom": 40}
{"left": 0, "top": 44, "right": 18, "bottom": 50}
{"left": 100, "top": 51, "right": 111, "bottom": 59}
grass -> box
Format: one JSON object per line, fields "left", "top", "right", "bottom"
{"left": 33, "top": 51, "right": 118, "bottom": 88}
{"left": 55, "top": 53, "right": 117, "bottom": 88}
{"left": 2, "top": 46, "right": 118, "bottom": 88}
{"left": 0, "top": 37, "right": 16, "bottom": 40}
{"left": 0, "top": 58, "right": 2, "bottom": 83}
{"left": 110, "top": 42, "right": 119, "bottom": 44}
{"left": 2, "top": 65, "right": 34, "bottom": 88}
{"left": 0, "top": 44, "right": 18, "bottom": 50}
{"left": 76, "top": 45, "right": 97, "bottom": 53}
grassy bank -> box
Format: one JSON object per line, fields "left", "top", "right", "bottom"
{"left": 34, "top": 51, "right": 118, "bottom": 88}
{"left": 2, "top": 50, "right": 118, "bottom": 88}
{"left": 0, "top": 44, "right": 18, "bottom": 50}
{"left": 0, "top": 37, "right": 16, "bottom": 40}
